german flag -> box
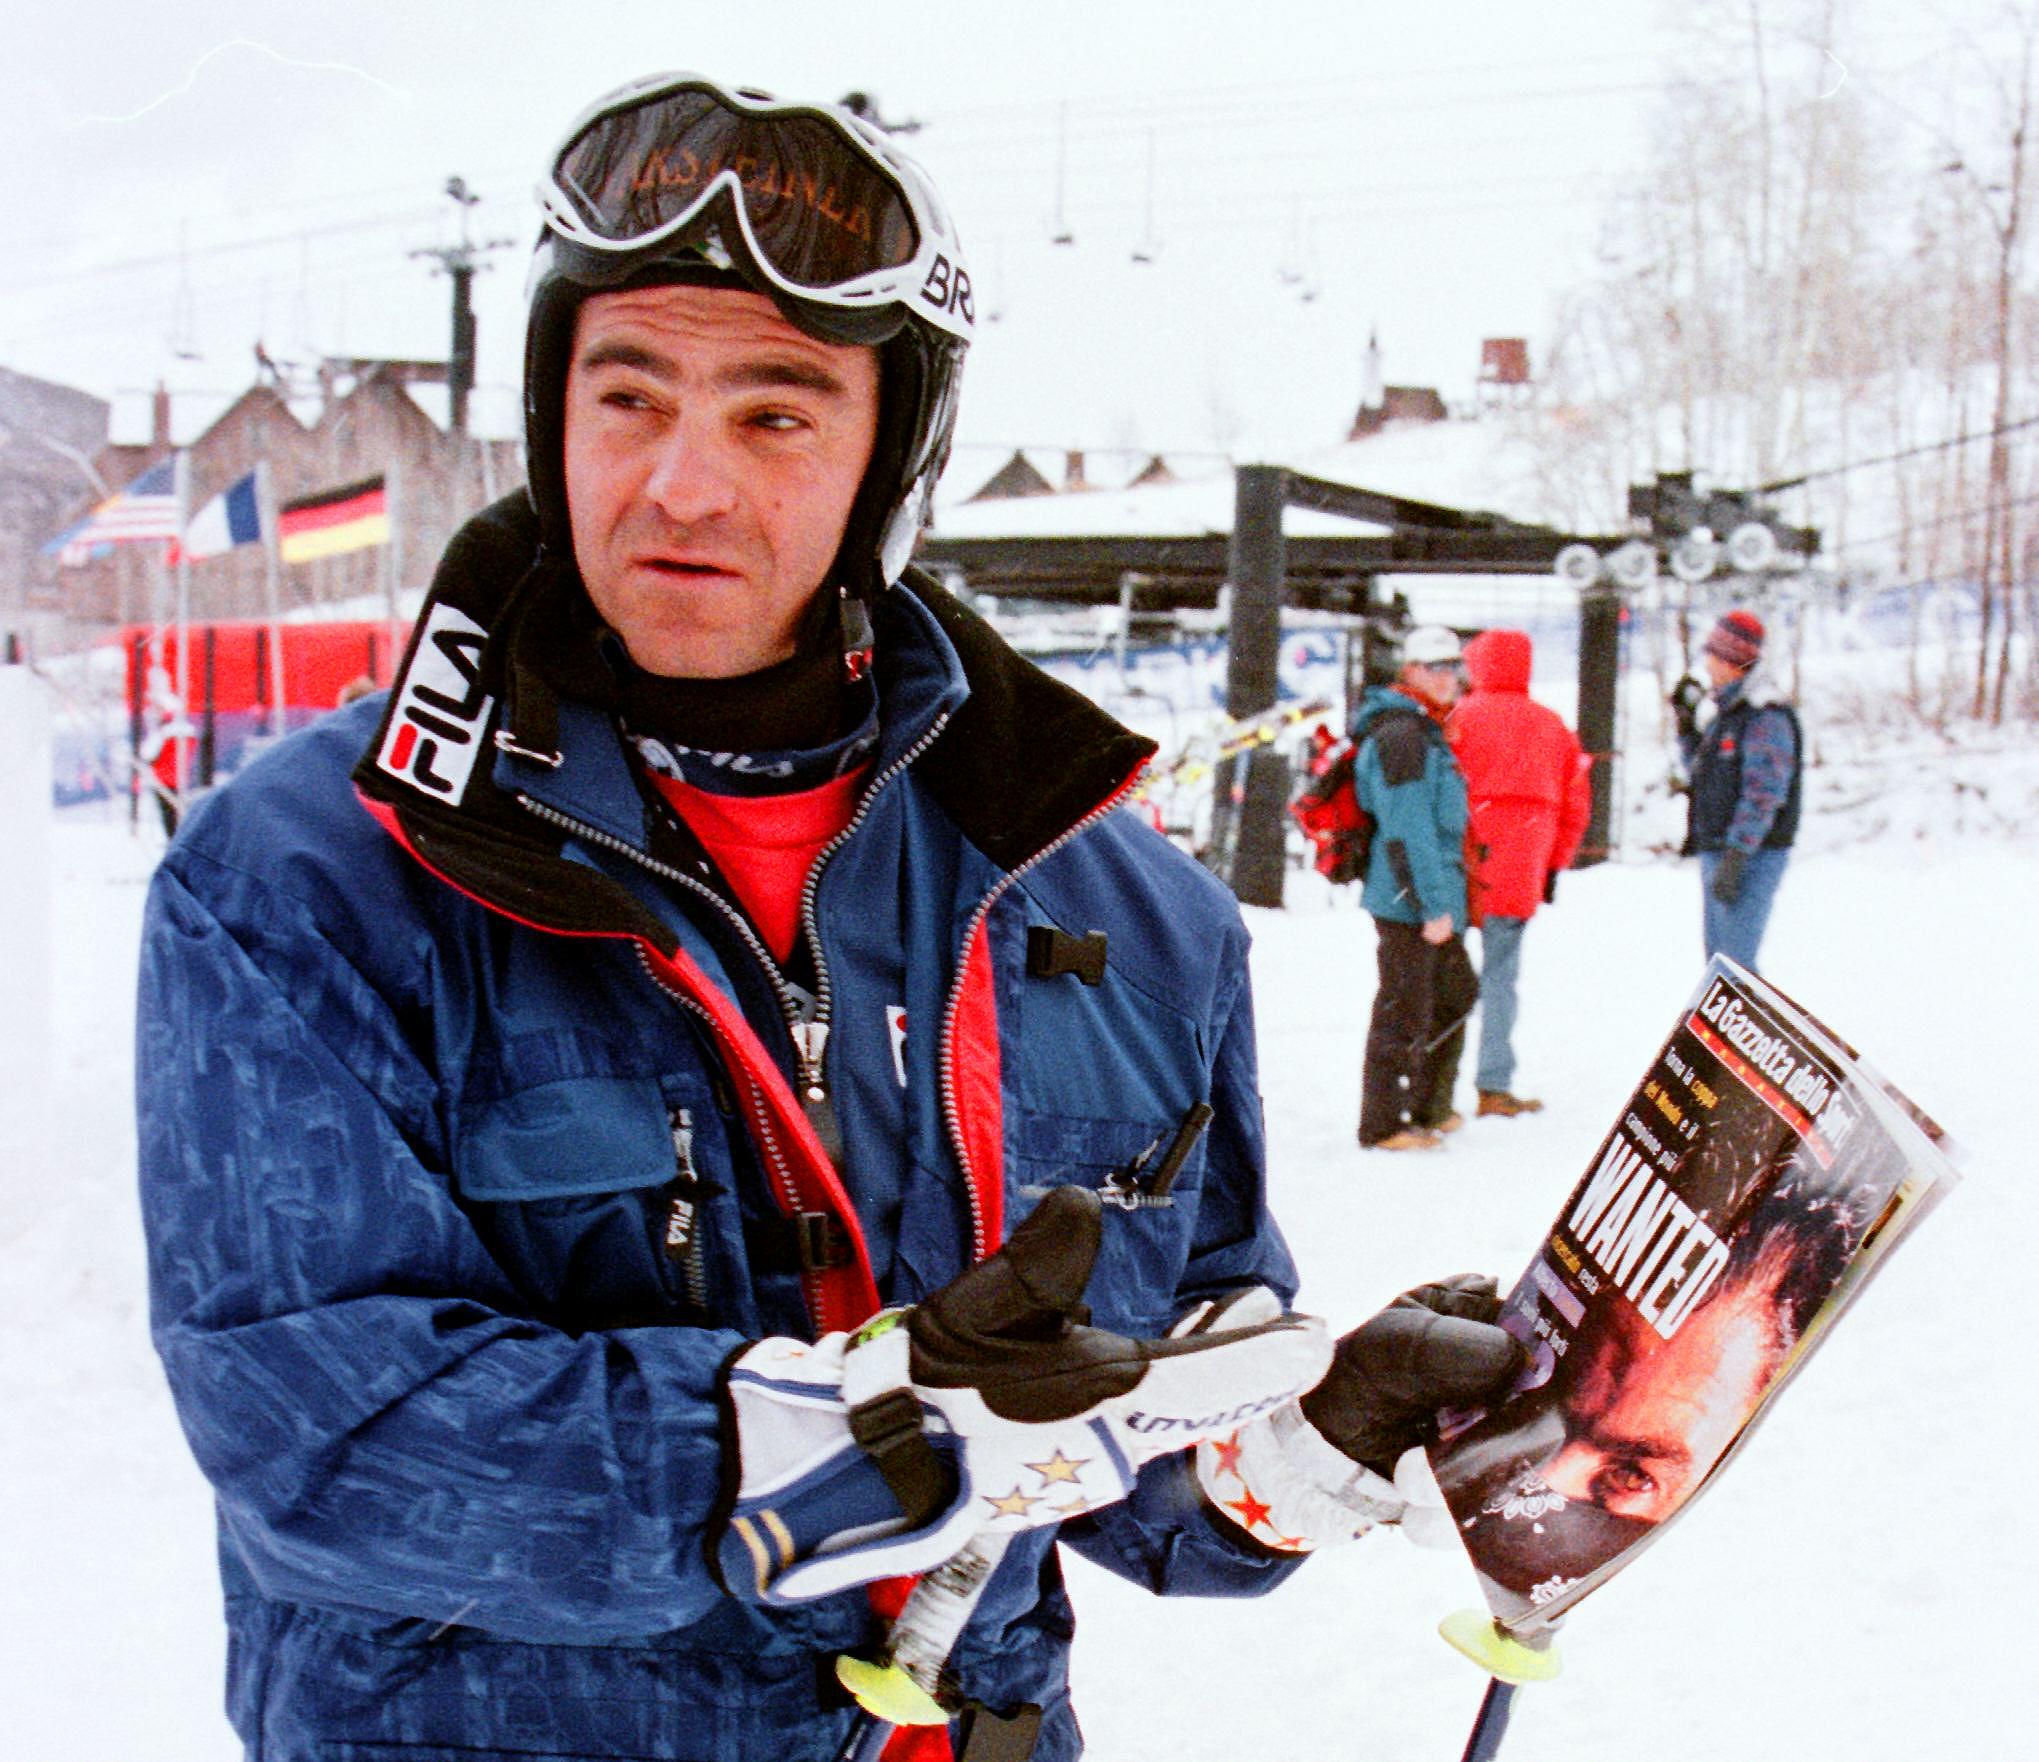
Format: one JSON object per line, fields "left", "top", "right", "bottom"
{"left": 279, "top": 475, "right": 389, "bottom": 564}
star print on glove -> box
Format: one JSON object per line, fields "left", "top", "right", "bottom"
{"left": 987, "top": 1447, "right": 1099, "bottom": 1519}
{"left": 985, "top": 1486, "right": 1041, "bottom": 1520}
{"left": 1028, "top": 1449, "right": 1085, "bottom": 1484}
{"left": 1204, "top": 1428, "right": 1310, "bottom": 1552}
{"left": 1196, "top": 1402, "right": 1408, "bottom": 1553}
{"left": 1226, "top": 1488, "right": 1274, "bottom": 1532}
{"left": 986, "top": 1452, "right": 1101, "bottom": 1517}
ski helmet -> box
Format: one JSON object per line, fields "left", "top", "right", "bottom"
{"left": 1400, "top": 624, "right": 1464, "bottom": 668}
{"left": 522, "top": 73, "right": 974, "bottom": 595}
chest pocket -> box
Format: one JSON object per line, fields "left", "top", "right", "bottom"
{"left": 1011, "top": 1109, "right": 1204, "bottom": 1337}
{"left": 453, "top": 1072, "right": 726, "bottom": 1331}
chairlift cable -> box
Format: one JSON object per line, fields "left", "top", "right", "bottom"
{"left": 1759, "top": 412, "right": 2039, "bottom": 493}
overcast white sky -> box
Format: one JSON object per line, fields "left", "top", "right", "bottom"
{"left": 0, "top": 2, "right": 1983, "bottom": 475}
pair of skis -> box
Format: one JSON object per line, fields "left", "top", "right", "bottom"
{"left": 1141, "top": 696, "right": 1333, "bottom": 793}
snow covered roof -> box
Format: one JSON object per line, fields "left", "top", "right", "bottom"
{"left": 1281, "top": 422, "right": 1553, "bottom": 525}
{"left": 946, "top": 445, "right": 1219, "bottom": 503}
{"left": 280, "top": 584, "right": 431, "bottom": 622}
{"left": 401, "top": 380, "right": 524, "bottom": 441}
{"left": 932, "top": 458, "right": 1392, "bottom": 539}
{"left": 103, "top": 383, "right": 330, "bottom": 449}
{"left": 105, "top": 387, "right": 238, "bottom": 448}
{"left": 928, "top": 414, "right": 1563, "bottom": 543}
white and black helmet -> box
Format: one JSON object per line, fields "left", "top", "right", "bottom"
{"left": 523, "top": 73, "right": 974, "bottom": 594}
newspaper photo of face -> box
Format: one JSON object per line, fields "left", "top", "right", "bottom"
{"left": 1433, "top": 1138, "right": 1868, "bottom": 1615}
{"left": 1537, "top": 1249, "right": 1793, "bottom": 1522}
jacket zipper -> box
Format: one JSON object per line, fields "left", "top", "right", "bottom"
{"left": 513, "top": 720, "right": 1124, "bottom": 1294}
{"left": 658, "top": 1107, "right": 710, "bottom": 1311}
{"left": 629, "top": 942, "right": 827, "bottom": 1321}
{"left": 515, "top": 712, "right": 950, "bottom": 1166}
{"left": 788, "top": 711, "right": 953, "bottom": 1106}
{"left": 936, "top": 764, "right": 1148, "bottom": 1264}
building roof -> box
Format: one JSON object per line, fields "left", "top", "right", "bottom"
{"left": 106, "top": 387, "right": 241, "bottom": 448}
{"left": 928, "top": 416, "right": 1552, "bottom": 542}
{"left": 103, "top": 372, "right": 524, "bottom": 450}
{"left": 400, "top": 380, "right": 524, "bottom": 439}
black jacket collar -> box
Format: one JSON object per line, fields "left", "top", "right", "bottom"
{"left": 353, "top": 493, "right": 1155, "bottom": 920}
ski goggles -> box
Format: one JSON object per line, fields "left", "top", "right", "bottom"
{"left": 538, "top": 74, "right": 973, "bottom": 342}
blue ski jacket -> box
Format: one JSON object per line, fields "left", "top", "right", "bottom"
{"left": 137, "top": 497, "right": 1303, "bottom": 1762}
{"left": 1681, "top": 670, "right": 1803, "bottom": 855}
{"left": 1350, "top": 686, "right": 1469, "bottom": 930}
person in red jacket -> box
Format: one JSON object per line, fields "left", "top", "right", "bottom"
{"left": 1448, "top": 629, "right": 1592, "bottom": 1116}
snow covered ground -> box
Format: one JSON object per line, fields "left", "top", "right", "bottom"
{"left": 6, "top": 787, "right": 2032, "bottom": 1761}
{"left": 1070, "top": 845, "right": 2036, "bottom": 1762}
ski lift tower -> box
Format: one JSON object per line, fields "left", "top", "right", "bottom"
{"left": 410, "top": 178, "right": 513, "bottom": 437}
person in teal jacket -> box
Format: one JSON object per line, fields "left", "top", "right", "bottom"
{"left": 1351, "top": 626, "right": 1478, "bottom": 1150}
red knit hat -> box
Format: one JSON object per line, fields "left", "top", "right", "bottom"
{"left": 1703, "top": 609, "right": 1766, "bottom": 670}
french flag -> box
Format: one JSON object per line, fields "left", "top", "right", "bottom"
{"left": 174, "top": 470, "right": 264, "bottom": 562}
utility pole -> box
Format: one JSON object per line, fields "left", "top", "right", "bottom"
{"left": 1220, "top": 465, "right": 1291, "bottom": 908}
{"left": 411, "top": 178, "right": 512, "bottom": 436}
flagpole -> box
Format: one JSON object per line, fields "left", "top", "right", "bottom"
{"left": 383, "top": 455, "right": 402, "bottom": 680}
{"left": 257, "top": 460, "right": 287, "bottom": 739}
{"left": 145, "top": 500, "right": 172, "bottom": 834}
{"left": 172, "top": 447, "right": 193, "bottom": 819}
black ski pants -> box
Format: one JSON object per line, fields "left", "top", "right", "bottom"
{"left": 1359, "top": 918, "right": 1480, "bottom": 1143}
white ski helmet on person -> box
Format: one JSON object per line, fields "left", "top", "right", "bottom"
{"left": 522, "top": 73, "right": 974, "bottom": 593}
{"left": 1400, "top": 624, "right": 1464, "bottom": 668}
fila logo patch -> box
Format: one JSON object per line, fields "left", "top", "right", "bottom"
{"left": 886, "top": 1005, "right": 909, "bottom": 1089}
{"left": 377, "top": 604, "right": 494, "bottom": 803}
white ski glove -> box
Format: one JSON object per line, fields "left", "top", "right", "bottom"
{"left": 714, "top": 1185, "right": 1332, "bottom": 1606}
{"left": 1199, "top": 1275, "right": 1524, "bottom": 1554}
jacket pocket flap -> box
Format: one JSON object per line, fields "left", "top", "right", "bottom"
{"left": 1016, "top": 1111, "right": 1180, "bottom": 1178}
{"left": 455, "top": 1075, "right": 674, "bottom": 1201}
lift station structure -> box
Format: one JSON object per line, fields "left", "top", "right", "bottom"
{"left": 921, "top": 465, "right": 1817, "bottom": 907}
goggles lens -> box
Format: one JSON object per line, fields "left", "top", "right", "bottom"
{"left": 553, "top": 86, "right": 921, "bottom": 289}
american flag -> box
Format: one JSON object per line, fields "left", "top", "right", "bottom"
{"left": 47, "top": 459, "right": 179, "bottom": 567}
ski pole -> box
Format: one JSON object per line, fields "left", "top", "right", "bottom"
{"left": 1421, "top": 998, "right": 1479, "bottom": 1057}
{"left": 1439, "top": 1610, "right": 1562, "bottom": 1762}
{"left": 833, "top": 1530, "right": 1015, "bottom": 1762}
{"left": 1457, "top": 1678, "right": 1517, "bottom": 1762}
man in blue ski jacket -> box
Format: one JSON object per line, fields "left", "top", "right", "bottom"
{"left": 136, "top": 75, "right": 1521, "bottom": 1762}
{"left": 1674, "top": 609, "right": 1802, "bottom": 973}
{"left": 1350, "top": 626, "right": 1479, "bottom": 1151}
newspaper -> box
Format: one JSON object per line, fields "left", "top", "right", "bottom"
{"left": 1427, "top": 956, "right": 1961, "bottom": 1638}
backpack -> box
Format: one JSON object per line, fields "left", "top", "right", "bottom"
{"left": 1290, "top": 727, "right": 1374, "bottom": 884}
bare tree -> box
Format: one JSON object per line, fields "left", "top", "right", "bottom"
{"left": 1532, "top": 1, "right": 1888, "bottom": 511}
{"left": 1532, "top": 0, "right": 2039, "bottom": 727}
{"left": 1980, "top": 18, "right": 2034, "bottom": 722}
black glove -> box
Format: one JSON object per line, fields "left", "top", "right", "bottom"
{"left": 713, "top": 1187, "right": 1331, "bottom": 1605}
{"left": 1298, "top": 1274, "right": 1527, "bottom": 1477}
{"left": 1710, "top": 847, "right": 1748, "bottom": 905}
{"left": 1668, "top": 674, "right": 1704, "bottom": 740}
{"left": 1542, "top": 869, "right": 1558, "bottom": 905}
